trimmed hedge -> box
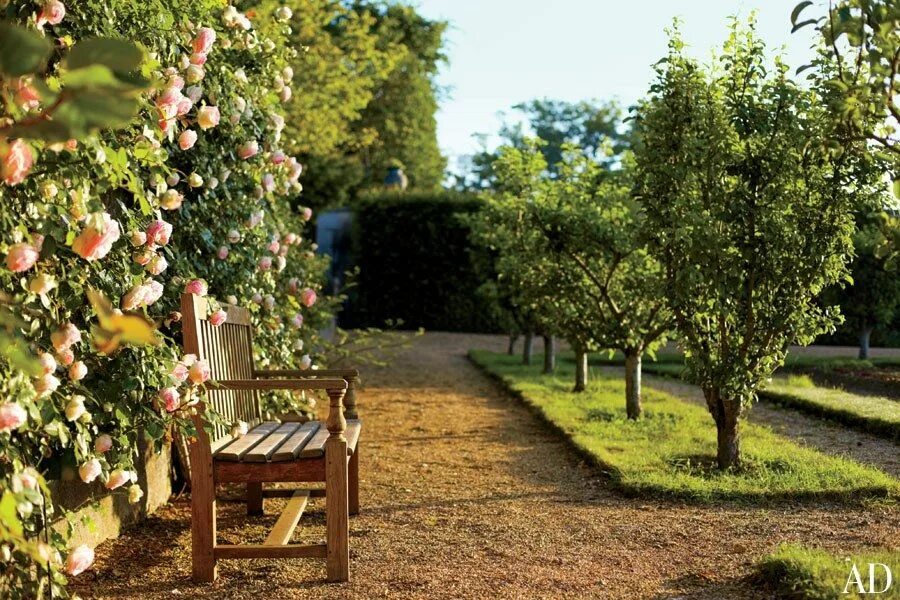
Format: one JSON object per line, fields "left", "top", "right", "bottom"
{"left": 343, "top": 191, "right": 502, "bottom": 332}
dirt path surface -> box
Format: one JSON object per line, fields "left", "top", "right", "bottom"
{"left": 629, "top": 371, "right": 900, "bottom": 479}
{"left": 73, "top": 333, "right": 897, "bottom": 600}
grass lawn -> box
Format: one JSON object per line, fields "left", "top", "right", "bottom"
{"left": 759, "top": 544, "right": 900, "bottom": 599}
{"left": 470, "top": 350, "right": 899, "bottom": 504}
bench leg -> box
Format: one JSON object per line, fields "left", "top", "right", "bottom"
{"left": 247, "top": 482, "right": 263, "bottom": 516}
{"left": 349, "top": 446, "right": 359, "bottom": 516}
{"left": 190, "top": 456, "right": 217, "bottom": 582}
{"left": 325, "top": 438, "right": 350, "bottom": 582}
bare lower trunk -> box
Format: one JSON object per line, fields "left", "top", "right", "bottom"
{"left": 705, "top": 388, "right": 742, "bottom": 469}
{"left": 507, "top": 333, "right": 518, "bottom": 356}
{"left": 573, "top": 349, "right": 588, "bottom": 392}
{"left": 523, "top": 332, "right": 534, "bottom": 365}
{"left": 542, "top": 335, "right": 556, "bottom": 374}
{"left": 624, "top": 350, "right": 642, "bottom": 420}
{"left": 859, "top": 327, "right": 872, "bottom": 360}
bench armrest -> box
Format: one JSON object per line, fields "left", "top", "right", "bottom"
{"left": 254, "top": 368, "right": 360, "bottom": 379}
{"left": 213, "top": 378, "right": 347, "bottom": 391}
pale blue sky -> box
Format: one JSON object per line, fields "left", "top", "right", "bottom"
{"left": 413, "top": 1, "right": 821, "bottom": 171}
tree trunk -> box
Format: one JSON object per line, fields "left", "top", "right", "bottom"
{"left": 573, "top": 349, "right": 588, "bottom": 392}
{"left": 507, "top": 333, "right": 518, "bottom": 356}
{"left": 522, "top": 332, "right": 534, "bottom": 365}
{"left": 858, "top": 327, "right": 872, "bottom": 360}
{"left": 542, "top": 335, "right": 556, "bottom": 374}
{"left": 705, "top": 388, "right": 742, "bottom": 469}
{"left": 624, "top": 350, "right": 642, "bottom": 419}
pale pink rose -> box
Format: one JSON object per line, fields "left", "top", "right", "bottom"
{"left": 170, "top": 362, "right": 188, "bottom": 382}
{"left": 184, "top": 279, "right": 207, "bottom": 296}
{"left": 299, "top": 355, "right": 312, "bottom": 370}
{"left": 146, "top": 220, "right": 172, "bottom": 246}
{"left": 185, "top": 65, "right": 204, "bottom": 84}
{"left": 0, "top": 403, "right": 27, "bottom": 432}
{"left": 105, "top": 469, "right": 129, "bottom": 490}
{"left": 275, "top": 256, "right": 286, "bottom": 272}
{"left": 300, "top": 207, "right": 312, "bottom": 221}
{"left": 5, "top": 243, "right": 39, "bottom": 272}
{"left": 197, "top": 106, "right": 220, "bottom": 130}
{"left": 64, "top": 139, "right": 77, "bottom": 151}
{"left": 248, "top": 210, "right": 264, "bottom": 227}
{"left": 36, "top": 0, "right": 65, "bottom": 27}
{"left": 14, "top": 79, "right": 41, "bottom": 110}
{"left": 159, "top": 387, "right": 180, "bottom": 412}
{"left": 257, "top": 256, "right": 272, "bottom": 271}
{"left": 300, "top": 288, "right": 317, "bottom": 308}
{"left": 72, "top": 212, "right": 121, "bottom": 261}
{"left": 94, "top": 434, "right": 112, "bottom": 453}
{"left": 237, "top": 140, "right": 259, "bottom": 160}
{"left": 168, "top": 74, "right": 185, "bottom": 90}
{"left": 133, "top": 248, "right": 154, "bottom": 266}
{"left": 216, "top": 246, "right": 229, "bottom": 260}
{"left": 283, "top": 232, "right": 297, "bottom": 245}
{"left": 270, "top": 151, "right": 286, "bottom": 165}
{"left": 18, "top": 469, "right": 38, "bottom": 490}
{"left": 69, "top": 361, "right": 87, "bottom": 381}
{"left": 192, "top": 27, "right": 216, "bottom": 54}
{"left": 286, "top": 158, "right": 303, "bottom": 181}
{"left": 263, "top": 295, "right": 275, "bottom": 310}
{"left": 155, "top": 87, "right": 182, "bottom": 120}
{"left": 287, "top": 278, "right": 299, "bottom": 294}
{"left": 51, "top": 323, "right": 81, "bottom": 352}
{"left": 146, "top": 254, "right": 168, "bottom": 276}
{"left": 34, "top": 373, "right": 60, "bottom": 397}
{"left": 129, "top": 231, "right": 147, "bottom": 246}
{"left": 279, "top": 87, "right": 292, "bottom": 103}
{"left": 78, "top": 459, "right": 101, "bottom": 483}
{"left": 226, "top": 229, "right": 240, "bottom": 244}
{"left": 188, "top": 359, "right": 210, "bottom": 384}
{"left": 262, "top": 173, "right": 275, "bottom": 193}
{"left": 121, "top": 284, "right": 147, "bottom": 311}
{"left": 189, "top": 52, "right": 207, "bottom": 66}
{"left": 65, "top": 544, "right": 94, "bottom": 577}
{"left": 56, "top": 348, "right": 74, "bottom": 366}
{"left": 158, "top": 117, "right": 174, "bottom": 134}
{"left": 251, "top": 293, "right": 263, "bottom": 305}
{"left": 209, "top": 309, "right": 227, "bottom": 327}
{"left": 160, "top": 189, "right": 184, "bottom": 211}
{"left": 178, "top": 129, "right": 198, "bottom": 150}
{"left": 176, "top": 96, "right": 193, "bottom": 116}
{"left": 143, "top": 280, "right": 164, "bottom": 306}
{"left": 267, "top": 240, "right": 280, "bottom": 254}
{"left": 291, "top": 313, "right": 303, "bottom": 328}
{"left": 38, "top": 352, "right": 57, "bottom": 375}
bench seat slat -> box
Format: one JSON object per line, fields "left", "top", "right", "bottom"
{"left": 214, "top": 422, "right": 279, "bottom": 461}
{"left": 299, "top": 419, "right": 361, "bottom": 458}
{"left": 271, "top": 421, "right": 320, "bottom": 462}
{"left": 243, "top": 423, "right": 302, "bottom": 463}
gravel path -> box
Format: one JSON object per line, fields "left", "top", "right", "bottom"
{"left": 72, "top": 333, "right": 897, "bottom": 599}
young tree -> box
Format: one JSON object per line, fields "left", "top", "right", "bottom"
{"left": 633, "top": 20, "right": 882, "bottom": 468}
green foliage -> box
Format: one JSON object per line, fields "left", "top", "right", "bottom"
{"left": 343, "top": 191, "right": 502, "bottom": 332}
{"left": 759, "top": 544, "right": 899, "bottom": 599}
{"left": 470, "top": 350, "right": 899, "bottom": 503}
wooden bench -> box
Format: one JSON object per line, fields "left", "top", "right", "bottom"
{"left": 181, "top": 292, "right": 361, "bottom": 583}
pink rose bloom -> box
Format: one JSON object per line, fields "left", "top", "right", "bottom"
{"left": 14, "top": 79, "right": 41, "bottom": 110}
{"left": 184, "top": 279, "right": 207, "bottom": 296}
{"left": 160, "top": 189, "right": 184, "bottom": 211}
{"left": 197, "top": 106, "right": 220, "bottom": 130}
{"left": 78, "top": 459, "right": 101, "bottom": 484}
{"left": 216, "top": 246, "right": 229, "bottom": 260}
{"left": 168, "top": 74, "right": 185, "bottom": 90}
{"left": 0, "top": 402, "right": 27, "bottom": 432}
{"left": 300, "top": 207, "right": 312, "bottom": 221}
{"left": 176, "top": 96, "right": 193, "bottom": 117}
{"left": 143, "top": 280, "right": 164, "bottom": 305}
{"left": 18, "top": 469, "right": 38, "bottom": 490}
{"left": 209, "top": 309, "right": 227, "bottom": 327}
{"left": 283, "top": 232, "right": 298, "bottom": 245}
{"left": 34, "top": 373, "right": 60, "bottom": 397}
{"left": 72, "top": 212, "right": 121, "bottom": 261}
{"left": 300, "top": 288, "right": 317, "bottom": 307}
{"left": 6, "top": 243, "right": 39, "bottom": 272}
{"left": 146, "top": 254, "right": 167, "bottom": 276}
{"left": 299, "top": 354, "right": 312, "bottom": 370}
{"left": 130, "top": 231, "right": 147, "bottom": 246}
{"left": 251, "top": 293, "right": 263, "bottom": 305}
{"left": 51, "top": 323, "right": 81, "bottom": 353}
{"left": 155, "top": 87, "right": 182, "bottom": 120}
{"left": 257, "top": 256, "right": 272, "bottom": 271}
{"left": 189, "top": 52, "right": 207, "bottom": 66}
{"left": 192, "top": 27, "right": 216, "bottom": 54}
{"left": 133, "top": 248, "right": 154, "bottom": 266}
{"left": 1, "top": 139, "right": 34, "bottom": 186}
{"left": 94, "top": 434, "right": 112, "bottom": 453}
{"left": 105, "top": 469, "right": 129, "bottom": 490}
{"left": 188, "top": 359, "right": 210, "bottom": 385}
{"left": 263, "top": 295, "right": 275, "bottom": 310}
{"left": 65, "top": 545, "right": 94, "bottom": 577}
{"left": 146, "top": 220, "right": 172, "bottom": 246}
{"left": 262, "top": 173, "right": 275, "bottom": 193}
{"left": 267, "top": 240, "right": 280, "bottom": 254}
{"left": 121, "top": 284, "right": 147, "bottom": 311}
{"left": 38, "top": 352, "right": 57, "bottom": 375}
{"left": 178, "top": 129, "right": 198, "bottom": 150}
{"left": 56, "top": 348, "right": 74, "bottom": 366}
{"left": 170, "top": 363, "right": 188, "bottom": 382}
{"left": 237, "top": 140, "right": 259, "bottom": 160}
{"left": 185, "top": 65, "right": 204, "bottom": 83}
{"left": 291, "top": 313, "right": 303, "bottom": 329}
{"left": 271, "top": 151, "right": 286, "bottom": 165}
{"left": 159, "top": 387, "right": 180, "bottom": 412}
{"left": 36, "top": 0, "right": 65, "bottom": 27}
{"left": 69, "top": 361, "right": 87, "bottom": 381}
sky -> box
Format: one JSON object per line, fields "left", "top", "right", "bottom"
{"left": 413, "top": 0, "right": 821, "bottom": 172}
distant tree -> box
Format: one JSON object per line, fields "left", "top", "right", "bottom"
{"left": 633, "top": 20, "right": 882, "bottom": 468}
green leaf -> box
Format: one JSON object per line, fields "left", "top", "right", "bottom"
{"left": 791, "top": 19, "right": 818, "bottom": 33}
{"left": 0, "top": 491, "right": 23, "bottom": 537}
{"left": 61, "top": 64, "right": 122, "bottom": 88}
{"left": 790, "top": 1, "right": 814, "bottom": 26}
{"left": 0, "top": 23, "right": 52, "bottom": 77}
{"left": 894, "top": 179, "right": 900, "bottom": 200}
{"left": 66, "top": 38, "right": 143, "bottom": 74}
{"left": 52, "top": 91, "right": 140, "bottom": 139}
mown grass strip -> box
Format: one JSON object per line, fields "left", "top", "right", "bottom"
{"left": 469, "top": 350, "right": 898, "bottom": 504}
{"left": 758, "top": 544, "right": 900, "bottom": 599}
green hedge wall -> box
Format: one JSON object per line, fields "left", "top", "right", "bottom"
{"left": 344, "top": 191, "right": 501, "bottom": 332}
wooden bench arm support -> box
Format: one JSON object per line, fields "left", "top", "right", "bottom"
{"left": 214, "top": 379, "right": 348, "bottom": 391}
{"left": 252, "top": 369, "right": 360, "bottom": 420}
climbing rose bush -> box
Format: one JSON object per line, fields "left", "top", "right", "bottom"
{"left": 0, "top": 1, "right": 337, "bottom": 596}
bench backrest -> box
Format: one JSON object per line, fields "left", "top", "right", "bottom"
{"left": 181, "top": 292, "right": 261, "bottom": 444}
